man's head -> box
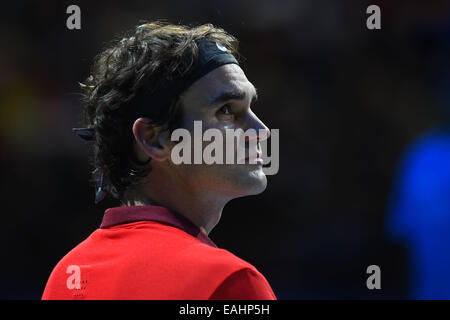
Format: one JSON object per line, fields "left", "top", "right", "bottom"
{"left": 80, "top": 21, "right": 269, "bottom": 205}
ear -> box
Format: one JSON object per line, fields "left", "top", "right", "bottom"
{"left": 132, "top": 118, "right": 171, "bottom": 162}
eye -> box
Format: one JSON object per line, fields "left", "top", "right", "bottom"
{"left": 216, "top": 104, "right": 235, "bottom": 121}
{"left": 219, "top": 104, "right": 232, "bottom": 115}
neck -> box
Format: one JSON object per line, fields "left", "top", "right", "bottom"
{"left": 122, "top": 164, "right": 229, "bottom": 235}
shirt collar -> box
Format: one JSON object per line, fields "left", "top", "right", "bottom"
{"left": 100, "top": 205, "right": 217, "bottom": 248}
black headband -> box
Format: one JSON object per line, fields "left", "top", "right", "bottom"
{"left": 73, "top": 38, "right": 239, "bottom": 140}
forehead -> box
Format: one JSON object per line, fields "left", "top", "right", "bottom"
{"left": 181, "top": 64, "right": 256, "bottom": 108}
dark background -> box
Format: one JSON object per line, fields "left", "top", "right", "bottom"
{"left": 1, "top": 0, "right": 449, "bottom": 299}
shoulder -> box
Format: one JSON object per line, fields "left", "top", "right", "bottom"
{"left": 177, "top": 244, "right": 276, "bottom": 299}
{"left": 209, "top": 266, "right": 277, "bottom": 300}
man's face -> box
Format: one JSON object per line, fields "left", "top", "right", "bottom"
{"left": 166, "top": 63, "right": 270, "bottom": 199}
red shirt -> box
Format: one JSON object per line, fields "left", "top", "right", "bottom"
{"left": 42, "top": 205, "right": 277, "bottom": 300}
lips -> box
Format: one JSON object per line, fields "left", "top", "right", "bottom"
{"left": 243, "top": 152, "right": 263, "bottom": 164}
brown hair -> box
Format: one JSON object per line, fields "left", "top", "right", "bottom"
{"left": 80, "top": 21, "right": 239, "bottom": 202}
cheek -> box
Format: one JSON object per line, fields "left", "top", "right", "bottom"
{"left": 178, "top": 111, "right": 217, "bottom": 131}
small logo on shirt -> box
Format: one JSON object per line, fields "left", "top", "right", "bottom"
{"left": 66, "top": 265, "right": 88, "bottom": 298}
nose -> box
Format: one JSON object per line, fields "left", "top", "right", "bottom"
{"left": 245, "top": 109, "right": 270, "bottom": 142}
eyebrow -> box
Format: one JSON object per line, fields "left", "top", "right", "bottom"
{"left": 208, "top": 88, "right": 258, "bottom": 106}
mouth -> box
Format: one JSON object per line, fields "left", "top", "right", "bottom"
{"left": 243, "top": 152, "right": 263, "bottom": 165}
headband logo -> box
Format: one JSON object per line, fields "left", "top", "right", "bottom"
{"left": 215, "top": 42, "right": 228, "bottom": 52}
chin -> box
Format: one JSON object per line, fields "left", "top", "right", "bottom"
{"left": 229, "top": 166, "right": 268, "bottom": 197}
